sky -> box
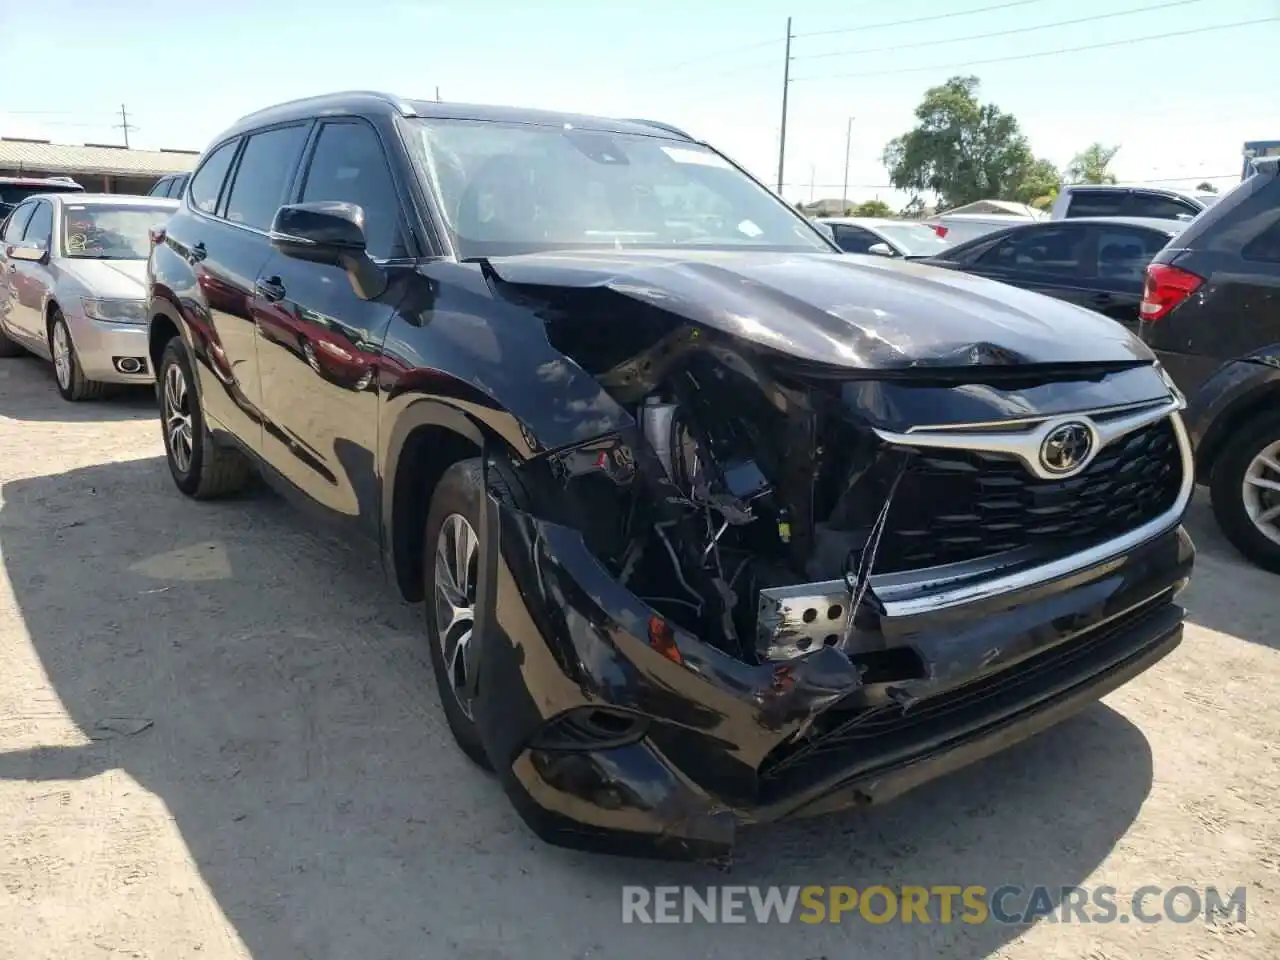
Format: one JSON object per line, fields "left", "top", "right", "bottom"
{"left": 1, "top": 0, "right": 1276, "bottom": 208}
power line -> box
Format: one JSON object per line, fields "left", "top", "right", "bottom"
{"left": 793, "top": 16, "right": 1278, "bottom": 81}
{"left": 797, "top": 0, "right": 1210, "bottom": 62}
{"left": 795, "top": 0, "right": 1053, "bottom": 40}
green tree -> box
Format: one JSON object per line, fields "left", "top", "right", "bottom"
{"left": 850, "top": 199, "right": 894, "bottom": 217}
{"left": 1013, "top": 158, "right": 1062, "bottom": 207}
{"left": 1067, "top": 143, "right": 1120, "bottom": 184}
{"left": 882, "top": 76, "right": 1048, "bottom": 210}
{"left": 1196, "top": 181, "right": 1219, "bottom": 194}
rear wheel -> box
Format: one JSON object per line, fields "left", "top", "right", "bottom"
{"left": 1210, "top": 410, "right": 1280, "bottom": 574}
{"left": 158, "top": 337, "right": 251, "bottom": 499}
{"left": 49, "top": 311, "right": 105, "bottom": 401}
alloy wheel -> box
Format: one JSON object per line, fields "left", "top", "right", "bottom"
{"left": 1242, "top": 439, "right": 1280, "bottom": 547}
{"left": 52, "top": 321, "right": 72, "bottom": 390}
{"left": 163, "top": 361, "right": 194, "bottom": 475}
{"left": 434, "top": 512, "right": 480, "bottom": 718}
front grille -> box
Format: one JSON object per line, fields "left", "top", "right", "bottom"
{"left": 877, "top": 418, "right": 1181, "bottom": 571}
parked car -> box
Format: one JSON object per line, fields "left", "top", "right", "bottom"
{"left": 0, "top": 193, "right": 178, "bottom": 399}
{"left": 816, "top": 216, "right": 952, "bottom": 258}
{"left": 917, "top": 216, "right": 1182, "bottom": 329}
{"left": 1050, "top": 185, "right": 1213, "bottom": 222}
{"left": 0, "top": 175, "right": 84, "bottom": 218}
{"left": 1138, "top": 158, "right": 1280, "bottom": 573}
{"left": 147, "top": 173, "right": 190, "bottom": 199}
{"left": 146, "top": 91, "right": 1193, "bottom": 863}
{"left": 923, "top": 212, "right": 1038, "bottom": 247}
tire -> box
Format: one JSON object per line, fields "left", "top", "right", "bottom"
{"left": 1209, "top": 409, "right": 1280, "bottom": 574}
{"left": 49, "top": 311, "right": 106, "bottom": 401}
{"left": 157, "top": 337, "right": 251, "bottom": 499}
{"left": 423, "top": 458, "right": 504, "bottom": 770}
{"left": 0, "top": 321, "right": 24, "bottom": 357}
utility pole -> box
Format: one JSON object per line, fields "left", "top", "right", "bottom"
{"left": 841, "top": 116, "right": 854, "bottom": 214}
{"left": 435, "top": 86, "right": 441, "bottom": 102}
{"left": 114, "top": 104, "right": 138, "bottom": 149}
{"left": 776, "top": 16, "right": 792, "bottom": 194}
{"left": 809, "top": 164, "right": 815, "bottom": 203}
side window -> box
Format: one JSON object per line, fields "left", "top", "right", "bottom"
{"left": 190, "top": 139, "right": 240, "bottom": 215}
{"left": 148, "top": 177, "right": 170, "bottom": 198}
{"left": 2, "top": 202, "right": 35, "bottom": 243}
{"left": 23, "top": 201, "right": 53, "bottom": 245}
{"left": 224, "top": 125, "right": 310, "bottom": 231}
{"left": 298, "top": 121, "right": 407, "bottom": 259}
{"left": 979, "top": 225, "right": 1087, "bottom": 277}
{"left": 1066, "top": 190, "right": 1127, "bottom": 217}
{"left": 1243, "top": 214, "right": 1280, "bottom": 263}
{"left": 1095, "top": 227, "right": 1168, "bottom": 285}
{"left": 1129, "top": 192, "right": 1199, "bottom": 220}
{"left": 833, "top": 225, "right": 875, "bottom": 254}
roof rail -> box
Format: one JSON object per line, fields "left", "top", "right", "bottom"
{"left": 236, "top": 90, "right": 417, "bottom": 124}
{"left": 620, "top": 118, "right": 694, "bottom": 141}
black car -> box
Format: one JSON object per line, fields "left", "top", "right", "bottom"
{"left": 920, "top": 217, "right": 1182, "bottom": 329}
{"left": 0, "top": 175, "right": 84, "bottom": 218}
{"left": 145, "top": 91, "right": 1194, "bottom": 863}
{"left": 1139, "top": 158, "right": 1280, "bottom": 573}
{"left": 147, "top": 173, "right": 190, "bottom": 199}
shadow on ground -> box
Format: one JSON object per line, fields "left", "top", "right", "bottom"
{"left": 0, "top": 456, "right": 1157, "bottom": 960}
{"left": 0, "top": 354, "right": 157, "bottom": 422}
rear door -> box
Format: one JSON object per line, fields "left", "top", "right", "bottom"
{"left": 7, "top": 199, "right": 55, "bottom": 345}
{"left": 962, "top": 223, "right": 1096, "bottom": 308}
{"left": 0, "top": 201, "right": 37, "bottom": 343}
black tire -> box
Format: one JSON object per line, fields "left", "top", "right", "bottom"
{"left": 1209, "top": 409, "right": 1280, "bottom": 574}
{"left": 158, "top": 337, "right": 251, "bottom": 499}
{"left": 423, "top": 458, "right": 501, "bottom": 770}
{"left": 0, "top": 322, "right": 24, "bottom": 357}
{"left": 49, "top": 311, "right": 106, "bottom": 401}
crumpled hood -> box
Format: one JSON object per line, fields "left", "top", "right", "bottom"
{"left": 484, "top": 249, "right": 1155, "bottom": 369}
{"left": 58, "top": 258, "right": 146, "bottom": 299}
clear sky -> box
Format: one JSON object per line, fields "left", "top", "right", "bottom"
{"left": 1, "top": 0, "right": 1275, "bottom": 207}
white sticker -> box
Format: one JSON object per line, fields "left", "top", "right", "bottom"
{"left": 738, "top": 220, "right": 763, "bottom": 238}
{"left": 660, "top": 146, "right": 731, "bottom": 169}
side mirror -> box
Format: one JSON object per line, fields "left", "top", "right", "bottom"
{"left": 269, "top": 201, "right": 386, "bottom": 300}
{"left": 8, "top": 240, "right": 49, "bottom": 264}
{"left": 867, "top": 242, "right": 895, "bottom": 257}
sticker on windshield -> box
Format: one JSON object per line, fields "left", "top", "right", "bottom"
{"left": 660, "top": 146, "right": 731, "bottom": 168}
{"left": 737, "top": 220, "right": 763, "bottom": 238}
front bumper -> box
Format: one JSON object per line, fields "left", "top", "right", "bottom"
{"left": 472, "top": 494, "right": 1194, "bottom": 863}
{"left": 66, "top": 314, "right": 153, "bottom": 384}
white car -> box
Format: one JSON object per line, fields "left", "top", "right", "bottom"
{"left": 0, "top": 193, "right": 178, "bottom": 400}
{"left": 816, "top": 216, "right": 954, "bottom": 258}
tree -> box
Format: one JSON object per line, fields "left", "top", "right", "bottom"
{"left": 1067, "top": 143, "right": 1120, "bottom": 184}
{"left": 882, "top": 76, "right": 1052, "bottom": 210}
{"left": 850, "top": 199, "right": 893, "bottom": 217}
{"left": 1012, "top": 158, "right": 1062, "bottom": 206}
{"left": 1196, "top": 181, "right": 1219, "bottom": 194}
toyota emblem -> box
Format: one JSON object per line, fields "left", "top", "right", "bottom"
{"left": 1039, "top": 422, "right": 1094, "bottom": 475}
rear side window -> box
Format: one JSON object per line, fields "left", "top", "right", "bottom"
{"left": 190, "top": 139, "right": 240, "bottom": 215}
{"left": 2, "top": 203, "right": 34, "bottom": 242}
{"left": 1243, "top": 215, "right": 1280, "bottom": 263}
{"left": 224, "top": 124, "right": 310, "bottom": 231}
{"left": 1095, "top": 227, "right": 1169, "bottom": 284}
{"left": 1066, "top": 190, "right": 1126, "bottom": 218}
{"left": 1129, "top": 192, "right": 1199, "bottom": 220}
{"left": 979, "top": 225, "right": 1087, "bottom": 276}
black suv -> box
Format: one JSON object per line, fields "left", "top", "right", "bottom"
{"left": 1140, "top": 157, "right": 1280, "bottom": 572}
{"left": 146, "top": 91, "right": 1193, "bottom": 862}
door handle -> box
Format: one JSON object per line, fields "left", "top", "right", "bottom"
{"left": 255, "top": 277, "right": 286, "bottom": 302}
{"left": 189, "top": 242, "right": 207, "bottom": 263}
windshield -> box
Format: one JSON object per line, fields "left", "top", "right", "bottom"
{"left": 410, "top": 118, "right": 831, "bottom": 258}
{"left": 61, "top": 204, "right": 170, "bottom": 260}
{"left": 873, "top": 223, "right": 952, "bottom": 256}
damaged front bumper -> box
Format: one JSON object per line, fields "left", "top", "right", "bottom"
{"left": 469, "top": 485, "right": 1194, "bottom": 864}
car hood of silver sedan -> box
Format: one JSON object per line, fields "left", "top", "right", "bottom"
{"left": 58, "top": 258, "right": 147, "bottom": 299}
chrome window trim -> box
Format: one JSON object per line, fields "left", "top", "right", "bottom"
{"left": 872, "top": 396, "right": 1182, "bottom": 481}
{"left": 866, "top": 406, "right": 1193, "bottom": 619}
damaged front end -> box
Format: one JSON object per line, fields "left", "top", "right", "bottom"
{"left": 469, "top": 267, "right": 1194, "bottom": 863}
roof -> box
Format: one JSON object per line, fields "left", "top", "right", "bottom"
{"left": 941, "top": 199, "right": 1042, "bottom": 218}
{"left": 818, "top": 217, "right": 932, "bottom": 229}
{"left": 0, "top": 139, "right": 200, "bottom": 178}
{"left": 55, "top": 193, "right": 180, "bottom": 209}
{"left": 225, "top": 90, "right": 691, "bottom": 142}
{"left": 989, "top": 216, "right": 1185, "bottom": 234}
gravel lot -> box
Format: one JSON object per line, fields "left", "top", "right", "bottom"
{"left": 0, "top": 352, "right": 1277, "bottom": 960}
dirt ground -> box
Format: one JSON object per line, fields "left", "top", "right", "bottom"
{"left": 0, "top": 352, "right": 1277, "bottom": 960}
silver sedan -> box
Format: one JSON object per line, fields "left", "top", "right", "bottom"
{"left": 0, "top": 193, "right": 178, "bottom": 401}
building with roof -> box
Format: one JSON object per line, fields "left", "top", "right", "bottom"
{"left": 0, "top": 138, "right": 200, "bottom": 195}
{"left": 938, "top": 199, "right": 1044, "bottom": 219}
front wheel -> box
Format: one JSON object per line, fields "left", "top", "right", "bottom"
{"left": 158, "top": 337, "right": 251, "bottom": 499}
{"left": 49, "top": 312, "right": 105, "bottom": 401}
{"left": 1210, "top": 409, "right": 1280, "bottom": 574}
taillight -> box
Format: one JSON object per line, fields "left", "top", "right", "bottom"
{"left": 930, "top": 223, "right": 948, "bottom": 238}
{"left": 1141, "top": 263, "right": 1203, "bottom": 322}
